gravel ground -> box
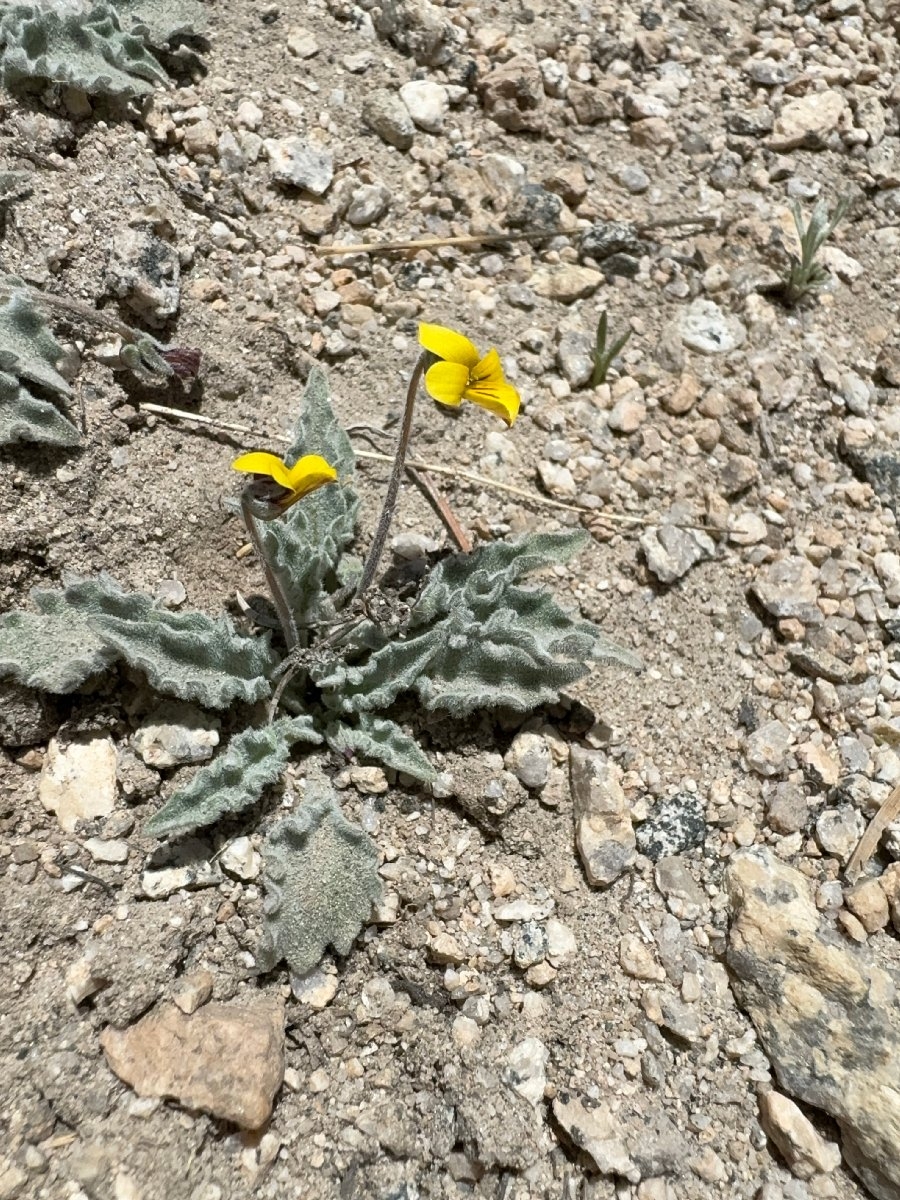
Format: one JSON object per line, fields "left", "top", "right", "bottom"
{"left": 2, "top": 1, "right": 900, "bottom": 1198}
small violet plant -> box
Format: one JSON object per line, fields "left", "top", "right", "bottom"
{"left": 0, "top": 321, "right": 639, "bottom": 980}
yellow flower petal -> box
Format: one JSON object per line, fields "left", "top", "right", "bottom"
{"left": 286, "top": 454, "right": 338, "bottom": 498}
{"left": 418, "top": 323, "right": 480, "bottom": 368}
{"left": 463, "top": 378, "right": 521, "bottom": 426}
{"left": 232, "top": 451, "right": 293, "bottom": 488}
{"left": 424, "top": 360, "right": 469, "bottom": 407}
{"left": 470, "top": 347, "right": 505, "bottom": 386}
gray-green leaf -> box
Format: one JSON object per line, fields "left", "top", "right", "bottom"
{"left": 113, "top": 0, "right": 207, "bottom": 45}
{"left": 0, "top": 290, "right": 80, "bottom": 447}
{"left": 0, "top": 574, "right": 278, "bottom": 706}
{"left": 0, "top": 290, "right": 72, "bottom": 396}
{"left": 0, "top": 3, "right": 170, "bottom": 98}
{"left": 326, "top": 715, "right": 436, "bottom": 784}
{"left": 146, "top": 716, "right": 321, "bottom": 839}
{"left": 0, "top": 591, "right": 116, "bottom": 692}
{"left": 0, "top": 372, "right": 81, "bottom": 447}
{"left": 62, "top": 574, "right": 278, "bottom": 708}
{"left": 257, "top": 787, "right": 381, "bottom": 977}
{"left": 321, "top": 531, "right": 640, "bottom": 717}
{"left": 260, "top": 367, "right": 359, "bottom": 626}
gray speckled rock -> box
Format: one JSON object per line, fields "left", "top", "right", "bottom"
{"left": 362, "top": 89, "right": 415, "bottom": 150}
{"left": 636, "top": 792, "right": 707, "bottom": 861}
{"left": 641, "top": 521, "right": 716, "bottom": 585}
{"left": 750, "top": 556, "right": 823, "bottom": 626}
{"left": 552, "top": 1092, "right": 688, "bottom": 1182}
{"left": 556, "top": 329, "right": 594, "bottom": 388}
{"left": 727, "top": 849, "right": 900, "bottom": 1200}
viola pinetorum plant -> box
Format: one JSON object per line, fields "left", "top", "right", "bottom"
{"left": 0, "top": 323, "right": 639, "bottom": 982}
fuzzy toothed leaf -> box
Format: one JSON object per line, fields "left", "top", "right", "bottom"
{"left": 37, "top": 573, "right": 277, "bottom": 707}
{"left": 260, "top": 367, "right": 359, "bottom": 626}
{"left": 58, "top": 575, "right": 278, "bottom": 708}
{"left": 0, "top": 573, "right": 278, "bottom": 704}
{"left": 0, "top": 372, "right": 81, "bottom": 447}
{"left": 0, "top": 290, "right": 72, "bottom": 396}
{"left": 257, "top": 786, "right": 381, "bottom": 977}
{"left": 0, "top": 289, "right": 80, "bottom": 446}
{"left": 322, "top": 531, "right": 640, "bottom": 717}
{"left": 0, "top": 3, "right": 170, "bottom": 97}
{"left": 284, "top": 365, "right": 356, "bottom": 475}
{"left": 315, "top": 622, "right": 438, "bottom": 713}
{"left": 146, "top": 716, "right": 321, "bottom": 839}
{"left": 410, "top": 530, "right": 591, "bottom": 626}
{"left": 0, "top": 590, "right": 116, "bottom": 692}
{"left": 326, "top": 715, "right": 436, "bottom": 784}
{"left": 413, "top": 602, "right": 602, "bottom": 715}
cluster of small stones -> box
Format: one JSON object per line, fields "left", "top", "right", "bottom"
{"left": 2, "top": 0, "right": 900, "bottom": 1197}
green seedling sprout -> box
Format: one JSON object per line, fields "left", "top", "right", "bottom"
{"left": 781, "top": 195, "right": 851, "bottom": 307}
{"left": 591, "top": 310, "right": 632, "bottom": 387}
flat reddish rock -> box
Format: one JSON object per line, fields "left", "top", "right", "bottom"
{"left": 101, "top": 999, "right": 284, "bottom": 1129}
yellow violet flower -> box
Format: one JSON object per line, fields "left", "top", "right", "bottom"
{"left": 418, "top": 323, "right": 521, "bottom": 427}
{"left": 232, "top": 451, "right": 337, "bottom": 517}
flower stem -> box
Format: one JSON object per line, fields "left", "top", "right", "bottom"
{"left": 240, "top": 492, "right": 299, "bottom": 651}
{"left": 356, "top": 351, "right": 426, "bottom": 596}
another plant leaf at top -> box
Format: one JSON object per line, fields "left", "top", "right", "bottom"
{"left": 257, "top": 786, "right": 382, "bottom": 978}
{"left": 0, "top": 371, "right": 81, "bottom": 447}
{"left": 261, "top": 367, "right": 360, "bottom": 625}
{"left": 0, "top": 589, "right": 116, "bottom": 692}
{"left": 0, "top": 3, "right": 170, "bottom": 97}
{"left": 146, "top": 716, "right": 321, "bottom": 839}
{"left": 326, "top": 714, "right": 436, "bottom": 784}
{"left": 0, "top": 290, "right": 72, "bottom": 396}
{"left": 113, "top": 0, "right": 207, "bottom": 45}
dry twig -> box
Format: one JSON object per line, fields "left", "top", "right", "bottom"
{"left": 844, "top": 781, "right": 900, "bottom": 884}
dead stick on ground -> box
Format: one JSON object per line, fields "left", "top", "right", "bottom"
{"left": 407, "top": 465, "right": 472, "bottom": 553}
{"left": 313, "top": 216, "right": 721, "bottom": 258}
{"left": 138, "top": 402, "right": 711, "bottom": 529}
{"left": 844, "top": 781, "right": 900, "bottom": 885}
{"left": 315, "top": 229, "right": 559, "bottom": 257}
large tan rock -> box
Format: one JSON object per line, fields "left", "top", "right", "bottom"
{"left": 101, "top": 999, "right": 284, "bottom": 1129}
{"left": 528, "top": 265, "right": 603, "bottom": 304}
{"left": 770, "top": 90, "right": 847, "bottom": 150}
{"left": 727, "top": 849, "right": 900, "bottom": 1200}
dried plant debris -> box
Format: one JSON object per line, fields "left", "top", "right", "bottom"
{"left": 0, "top": 288, "right": 80, "bottom": 447}
{"left": 0, "top": 0, "right": 206, "bottom": 99}
{"left": 146, "top": 717, "right": 322, "bottom": 840}
{"left": 257, "top": 787, "right": 382, "bottom": 978}
{"left": 0, "top": 573, "right": 277, "bottom": 706}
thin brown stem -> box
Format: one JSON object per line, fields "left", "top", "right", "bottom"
{"left": 407, "top": 465, "right": 472, "bottom": 552}
{"left": 240, "top": 493, "right": 299, "bottom": 651}
{"left": 356, "top": 351, "right": 427, "bottom": 596}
